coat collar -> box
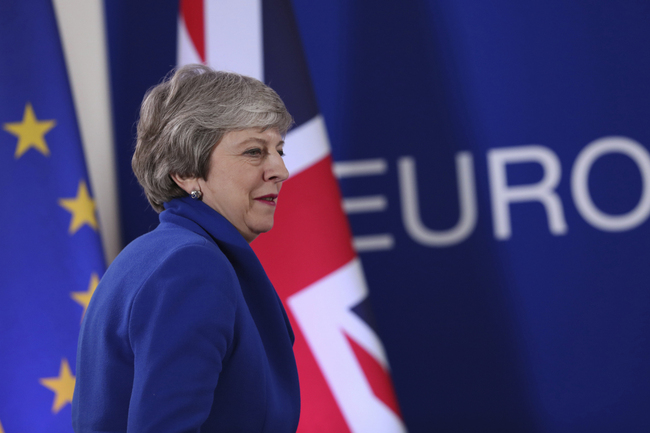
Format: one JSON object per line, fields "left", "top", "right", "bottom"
{"left": 162, "top": 196, "right": 248, "bottom": 249}
{"left": 160, "top": 197, "right": 295, "bottom": 344}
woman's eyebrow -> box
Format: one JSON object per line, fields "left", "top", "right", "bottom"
{"left": 237, "top": 137, "right": 284, "bottom": 147}
{"left": 238, "top": 137, "right": 266, "bottom": 146}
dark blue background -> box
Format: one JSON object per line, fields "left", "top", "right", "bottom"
{"left": 105, "top": 1, "right": 650, "bottom": 431}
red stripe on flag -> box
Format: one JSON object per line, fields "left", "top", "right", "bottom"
{"left": 253, "top": 156, "right": 356, "bottom": 297}
{"left": 290, "top": 311, "right": 351, "bottom": 433}
{"left": 180, "top": 0, "right": 206, "bottom": 62}
{"left": 345, "top": 334, "right": 403, "bottom": 419}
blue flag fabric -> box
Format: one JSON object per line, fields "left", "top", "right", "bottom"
{"left": 0, "top": 1, "right": 106, "bottom": 431}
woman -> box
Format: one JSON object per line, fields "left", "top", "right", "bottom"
{"left": 72, "top": 64, "right": 300, "bottom": 432}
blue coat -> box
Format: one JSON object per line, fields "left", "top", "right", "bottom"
{"left": 72, "top": 197, "right": 300, "bottom": 432}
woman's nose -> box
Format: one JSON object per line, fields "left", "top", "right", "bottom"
{"left": 265, "top": 152, "right": 290, "bottom": 182}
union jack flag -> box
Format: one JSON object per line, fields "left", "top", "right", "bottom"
{"left": 178, "top": 0, "right": 406, "bottom": 431}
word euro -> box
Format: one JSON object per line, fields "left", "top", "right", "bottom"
{"left": 335, "top": 136, "right": 650, "bottom": 251}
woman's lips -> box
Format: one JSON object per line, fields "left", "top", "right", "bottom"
{"left": 254, "top": 194, "right": 278, "bottom": 206}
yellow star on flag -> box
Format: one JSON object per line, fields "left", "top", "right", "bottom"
{"left": 39, "top": 358, "right": 76, "bottom": 414}
{"left": 71, "top": 273, "right": 99, "bottom": 320}
{"left": 58, "top": 180, "right": 98, "bottom": 234}
{"left": 0, "top": 419, "right": 5, "bottom": 433}
{"left": 2, "top": 102, "right": 56, "bottom": 158}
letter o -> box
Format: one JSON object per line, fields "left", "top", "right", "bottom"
{"left": 571, "top": 136, "right": 650, "bottom": 231}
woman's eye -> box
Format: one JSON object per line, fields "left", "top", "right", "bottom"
{"left": 245, "top": 148, "right": 262, "bottom": 156}
{"left": 278, "top": 149, "right": 285, "bottom": 157}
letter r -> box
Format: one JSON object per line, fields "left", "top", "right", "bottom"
{"left": 488, "top": 145, "right": 567, "bottom": 240}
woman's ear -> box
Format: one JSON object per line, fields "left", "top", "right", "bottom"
{"left": 170, "top": 173, "right": 200, "bottom": 195}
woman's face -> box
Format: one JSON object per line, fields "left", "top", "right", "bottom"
{"left": 197, "top": 127, "right": 289, "bottom": 243}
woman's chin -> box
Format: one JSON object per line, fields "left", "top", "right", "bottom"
{"left": 242, "top": 219, "right": 275, "bottom": 241}
{"left": 256, "top": 222, "right": 275, "bottom": 236}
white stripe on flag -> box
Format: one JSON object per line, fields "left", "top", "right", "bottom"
{"left": 177, "top": 14, "right": 203, "bottom": 65}
{"left": 283, "top": 115, "right": 331, "bottom": 178}
{"left": 205, "top": 0, "right": 263, "bottom": 80}
{"left": 288, "top": 258, "right": 407, "bottom": 433}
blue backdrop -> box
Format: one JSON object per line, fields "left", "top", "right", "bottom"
{"left": 105, "top": 1, "right": 650, "bottom": 431}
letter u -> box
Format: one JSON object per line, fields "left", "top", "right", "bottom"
{"left": 398, "top": 152, "right": 478, "bottom": 247}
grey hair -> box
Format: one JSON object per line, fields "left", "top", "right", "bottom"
{"left": 132, "top": 64, "right": 293, "bottom": 212}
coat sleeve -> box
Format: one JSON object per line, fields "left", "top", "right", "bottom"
{"left": 125, "top": 242, "right": 238, "bottom": 432}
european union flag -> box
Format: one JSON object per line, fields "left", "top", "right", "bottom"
{"left": 0, "top": 1, "right": 106, "bottom": 431}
